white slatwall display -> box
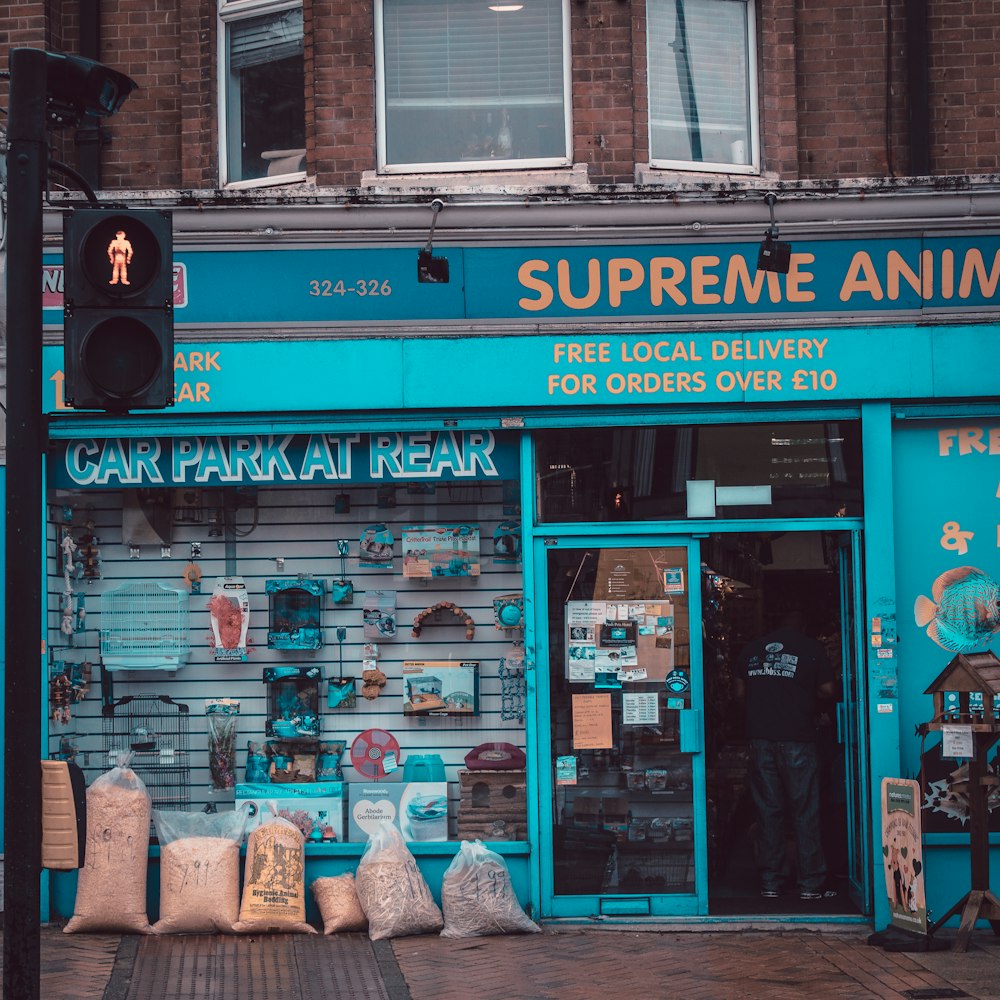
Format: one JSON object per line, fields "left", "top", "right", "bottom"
{"left": 46, "top": 480, "right": 526, "bottom": 840}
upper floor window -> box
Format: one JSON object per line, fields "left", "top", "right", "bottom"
{"left": 220, "top": 0, "right": 305, "bottom": 186}
{"left": 376, "top": 0, "right": 572, "bottom": 173}
{"left": 647, "top": 0, "right": 758, "bottom": 174}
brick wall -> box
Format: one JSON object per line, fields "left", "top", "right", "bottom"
{"left": 307, "top": 0, "right": 376, "bottom": 187}
{"left": 571, "top": 0, "right": 635, "bottom": 185}
{"left": 928, "top": 0, "right": 1000, "bottom": 174}
{"left": 2, "top": 0, "right": 998, "bottom": 192}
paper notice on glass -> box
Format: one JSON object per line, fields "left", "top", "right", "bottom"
{"left": 572, "top": 693, "right": 613, "bottom": 749}
{"left": 942, "top": 725, "right": 975, "bottom": 759}
{"left": 622, "top": 692, "right": 659, "bottom": 726}
{"left": 568, "top": 644, "right": 597, "bottom": 682}
{"left": 555, "top": 755, "right": 578, "bottom": 785}
{"left": 567, "top": 601, "right": 607, "bottom": 626}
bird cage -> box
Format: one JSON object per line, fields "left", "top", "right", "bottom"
{"left": 102, "top": 694, "right": 191, "bottom": 816}
{"left": 100, "top": 580, "right": 191, "bottom": 670}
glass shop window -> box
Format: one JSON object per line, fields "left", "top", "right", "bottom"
{"left": 535, "top": 422, "right": 863, "bottom": 522}
{"left": 646, "top": 0, "right": 758, "bottom": 174}
{"left": 221, "top": 1, "right": 306, "bottom": 186}
{"left": 376, "top": 0, "right": 571, "bottom": 173}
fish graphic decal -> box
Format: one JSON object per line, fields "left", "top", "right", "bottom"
{"left": 913, "top": 566, "right": 1000, "bottom": 652}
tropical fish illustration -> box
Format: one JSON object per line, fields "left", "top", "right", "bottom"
{"left": 913, "top": 566, "right": 1000, "bottom": 652}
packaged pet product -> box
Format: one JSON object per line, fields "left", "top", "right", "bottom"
{"left": 355, "top": 821, "right": 443, "bottom": 940}
{"left": 64, "top": 753, "right": 152, "bottom": 934}
{"left": 234, "top": 812, "right": 316, "bottom": 934}
{"left": 151, "top": 807, "right": 249, "bottom": 934}
{"left": 311, "top": 873, "right": 368, "bottom": 934}
{"left": 440, "top": 839, "right": 539, "bottom": 937}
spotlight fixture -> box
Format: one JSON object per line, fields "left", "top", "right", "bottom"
{"left": 417, "top": 198, "right": 450, "bottom": 283}
{"left": 756, "top": 192, "right": 791, "bottom": 274}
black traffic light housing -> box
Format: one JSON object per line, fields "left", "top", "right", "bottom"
{"left": 63, "top": 209, "right": 174, "bottom": 411}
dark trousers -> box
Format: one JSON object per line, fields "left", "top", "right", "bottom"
{"left": 749, "top": 738, "right": 827, "bottom": 893}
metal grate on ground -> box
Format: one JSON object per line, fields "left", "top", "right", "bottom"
{"left": 123, "top": 933, "right": 390, "bottom": 1000}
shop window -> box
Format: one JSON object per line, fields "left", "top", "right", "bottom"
{"left": 220, "top": 1, "right": 306, "bottom": 186}
{"left": 376, "top": 0, "right": 571, "bottom": 173}
{"left": 48, "top": 437, "right": 526, "bottom": 843}
{"left": 646, "top": 0, "right": 758, "bottom": 174}
{"left": 535, "top": 422, "right": 863, "bottom": 522}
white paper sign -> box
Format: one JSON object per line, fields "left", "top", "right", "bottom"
{"left": 942, "top": 725, "right": 975, "bottom": 759}
{"left": 622, "top": 692, "right": 659, "bottom": 726}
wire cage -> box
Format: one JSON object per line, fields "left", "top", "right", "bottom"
{"left": 604, "top": 846, "right": 695, "bottom": 894}
{"left": 100, "top": 580, "right": 191, "bottom": 670}
{"left": 102, "top": 694, "right": 191, "bottom": 815}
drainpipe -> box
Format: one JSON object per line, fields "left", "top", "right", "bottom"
{"left": 905, "top": 0, "right": 930, "bottom": 176}
{"left": 75, "top": 0, "right": 102, "bottom": 190}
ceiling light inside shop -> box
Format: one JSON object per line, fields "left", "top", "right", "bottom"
{"left": 489, "top": 4, "right": 524, "bottom": 11}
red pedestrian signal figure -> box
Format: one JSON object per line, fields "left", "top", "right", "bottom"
{"left": 107, "top": 229, "right": 133, "bottom": 285}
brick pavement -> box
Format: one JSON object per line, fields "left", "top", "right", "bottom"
{"left": 2, "top": 923, "right": 999, "bottom": 1000}
{"left": 390, "top": 928, "right": 1000, "bottom": 1000}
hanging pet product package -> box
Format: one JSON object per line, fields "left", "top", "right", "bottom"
{"left": 205, "top": 698, "right": 240, "bottom": 791}
{"left": 208, "top": 577, "right": 250, "bottom": 662}
{"left": 264, "top": 666, "right": 322, "bottom": 740}
{"left": 100, "top": 581, "right": 191, "bottom": 671}
{"left": 331, "top": 539, "right": 354, "bottom": 605}
{"left": 328, "top": 627, "right": 356, "bottom": 709}
{"left": 266, "top": 577, "right": 325, "bottom": 650}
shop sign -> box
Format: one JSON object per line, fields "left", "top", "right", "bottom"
{"left": 52, "top": 431, "right": 518, "bottom": 489}
{"left": 42, "top": 235, "right": 1000, "bottom": 326}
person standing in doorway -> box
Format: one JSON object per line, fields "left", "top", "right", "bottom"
{"left": 733, "top": 609, "right": 838, "bottom": 901}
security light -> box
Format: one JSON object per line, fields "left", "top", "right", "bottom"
{"left": 756, "top": 192, "right": 791, "bottom": 274}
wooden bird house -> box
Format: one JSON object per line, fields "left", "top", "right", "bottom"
{"left": 922, "top": 651, "right": 1000, "bottom": 733}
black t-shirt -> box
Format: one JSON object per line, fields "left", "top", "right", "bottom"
{"left": 735, "top": 627, "right": 834, "bottom": 742}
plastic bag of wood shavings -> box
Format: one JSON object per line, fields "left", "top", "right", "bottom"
{"left": 311, "top": 873, "right": 368, "bottom": 934}
{"left": 150, "top": 807, "right": 250, "bottom": 934}
{"left": 233, "top": 813, "right": 316, "bottom": 934}
{"left": 440, "top": 840, "right": 539, "bottom": 938}
{"left": 64, "top": 753, "right": 152, "bottom": 934}
{"left": 355, "top": 820, "right": 443, "bottom": 940}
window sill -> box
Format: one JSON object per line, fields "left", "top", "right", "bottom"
{"left": 360, "top": 163, "right": 591, "bottom": 195}
{"left": 635, "top": 162, "right": 762, "bottom": 186}
{"left": 224, "top": 170, "right": 309, "bottom": 191}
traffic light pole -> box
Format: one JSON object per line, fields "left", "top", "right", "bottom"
{"left": 4, "top": 46, "right": 48, "bottom": 1000}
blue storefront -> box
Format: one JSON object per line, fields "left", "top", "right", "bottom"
{"left": 37, "top": 204, "right": 1000, "bottom": 932}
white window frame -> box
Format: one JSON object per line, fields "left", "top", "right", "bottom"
{"left": 374, "top": 0, "right": 574, "bottom": 174}
{"left": 646, "top": 0, "right": 760, "bottom": 176}
{"left": 218, "top": 0, "right": 306, "bottom": 188}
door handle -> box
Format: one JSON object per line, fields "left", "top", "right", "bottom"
{"left": 679, "top": 708, "right": 701, "bottom": 753}
{"left": 835, "top": 702, "right": 845, "bottom": 745}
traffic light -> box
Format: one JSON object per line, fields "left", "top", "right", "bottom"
{"left": 63, "top": 209, "right": 174, "bottom": 411}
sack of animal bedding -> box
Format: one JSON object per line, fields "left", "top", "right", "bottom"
{"left": 64, "top": 754, "right": 152, "bottom": 934}
{"left": 234, "top": 812, "right": 316, "bottom": 934}
{"left": 355, "top": 821, "right": 442, "bottom": 940}
{"left": 311, "top": 873, "right": 368, "bottom": 934}
{"left": 440, "top": 839, "right": 539, "bottom": 937}
{"left": 151, "top": 806, "right": 250, "bottom": 934}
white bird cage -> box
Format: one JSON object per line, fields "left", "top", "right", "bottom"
{"left": 100, "top": 581, "right": 191, "bottom": 671}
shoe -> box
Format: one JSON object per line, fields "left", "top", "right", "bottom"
{"left": 799, "top": 887, "right": 838, "bottom": 900}
{"left": 760, "top": 886, "right": 781, "bottom": 899}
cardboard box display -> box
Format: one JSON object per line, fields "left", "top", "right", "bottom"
{"left": 347, "top": 781, "right": 449, "bottom": 842}
{"left": 236, "top": 781, "right": 345, "bottom": 843}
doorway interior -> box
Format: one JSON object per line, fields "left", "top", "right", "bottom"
{"left": 702, "top": 529, "right": 866, "bottom": 916}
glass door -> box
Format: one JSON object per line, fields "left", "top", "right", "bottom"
{"left": 536, "top": 537, "right": 706, "bottom": 917}
{"left": 838, "top": 532, "right": 871, "bottom": 911}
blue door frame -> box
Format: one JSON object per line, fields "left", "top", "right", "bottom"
{"left": 532, "top": 532, "right": 707, "bottom": 917}
{"left": 528, "top": 518, "right": 870, "bottom": 921}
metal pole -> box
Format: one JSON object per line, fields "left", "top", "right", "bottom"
{"left": 4, "top": 46, "right": 48, "bottom": 1000}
